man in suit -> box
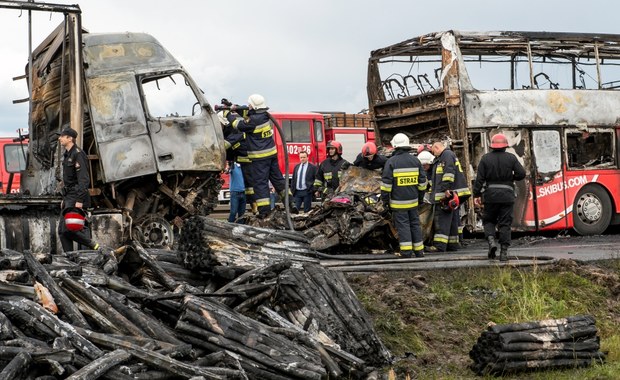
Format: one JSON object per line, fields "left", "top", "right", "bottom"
{"left": 292, "top": 151, "right": 317, "bottom": 212}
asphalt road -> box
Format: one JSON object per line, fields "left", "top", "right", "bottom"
{"left": 321, "top": 233, "right": 620, "bottom": 272}
{"left": 213, "top": 202, "right": 620, "bottom": 271}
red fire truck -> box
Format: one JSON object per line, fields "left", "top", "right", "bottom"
{"left": 0, "top": 137, "right": 27, "bottom": 194}
{"left": 218, "top": 112, "right": 374, "bottom": 203}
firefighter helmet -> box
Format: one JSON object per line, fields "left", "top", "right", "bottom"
{"left": 391, "top": 133, "right": 410, "bottom": 148}
{"left": 440, "top": 191, "right": 460, "bottom": 211}
{"left": 62, "top": 207, "right": 87, "bottom": 232}
{"left": 217, "top": 111, "right": 229, "bottom": 126}
{"left": 247, "top": 94, "right": 267, "bottom": 109}
{"left": 361, "top": 142, "right": 377, "bottom": 157}
{"left": 417, "top": 150, "right": 434, "bottom": 165}
{"left": 326, "top": 140, "right": 343, "bottom": 155}
{"left": 490, "top": 133, "right": 509, "bottom": 149}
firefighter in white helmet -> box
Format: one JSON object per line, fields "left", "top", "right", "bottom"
{"left": 381, "top": 133, "right": 428, "bottom": 258}
{"left": 223, "top": 94, "right": 296, "bottom": 217}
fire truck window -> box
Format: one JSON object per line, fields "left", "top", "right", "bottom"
{"left": 532, "top": 130, "right": 561, "bottom": 179}
{"left": 280, "top": 120, "right": 311, "bottom": 143}
{"left": 4, "top": 144, "right": 28, "bottom": 173}
{"left": 566, "top": 130, "right": 615, "bottom": 168}
{"left": 314, "top": 120, "right": 324, "bottom": 142}
{"left": 141, "top": 73, "right": 199, "bottom": 118}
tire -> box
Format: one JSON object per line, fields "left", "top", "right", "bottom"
{"left": 572, "top": 185, "right": 612, "bottom": 236}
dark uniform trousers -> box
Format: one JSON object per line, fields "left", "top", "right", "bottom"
{"left": 252, "top": 156, "right": 286, "bottom": 215}
{"left": 393, "top": 208, "right": 424, "bottom": 256}
{"left": 59, "top": 195, "right": 95, "bottom": 252}
{"left": 239, "top": 161, "right": 254, "bottom": 206}
{"left": 482, "top": 202, "right": 514, "bottom": 246}
{"left": 433, "top": 207, "right": 460, "bottom": 252}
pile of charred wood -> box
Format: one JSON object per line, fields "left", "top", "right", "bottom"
{"left": 0, "top": 217, "right": 392, "bottom": 379}
{"left": 469, "top": 315, "right": 606, "bottom": 375}
{"left": 245, "top": 166, "right": 402, "bottom": 253}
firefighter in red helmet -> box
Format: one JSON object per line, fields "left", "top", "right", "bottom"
{"left": 314, "top": 140, "right": 350, "bottom": 197}
{"left": 473, "top": 133, "right": 526, "bottom": 261}
{"left": 353, "top": 141, "right": 387, "bottom": 171}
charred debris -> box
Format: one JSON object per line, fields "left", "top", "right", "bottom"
{"left": 0, "top": 215, "right": 393, "bottom": 379}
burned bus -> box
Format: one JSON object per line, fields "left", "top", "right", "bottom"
{"left": 368, "top": 30, "right": 620, "bottom": 235}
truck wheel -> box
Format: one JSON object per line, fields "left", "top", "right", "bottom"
{"left": 137, "top": 215, "right": 174, "bottom": 248}
{"left": 572, "top": 185, "right": 612, "bottom": 236}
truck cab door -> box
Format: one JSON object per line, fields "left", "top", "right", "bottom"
{"left": 140, "top": 72, "right": 219, "bottom": 173}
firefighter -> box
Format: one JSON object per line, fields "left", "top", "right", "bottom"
{"left": 353, "top": 141, "right": 387, "bottom": 171}
{"left": 472, "top": 133, "right": 526, "bottom": 261}
{"left": 314, "top": 140, "right": 349, "bottom": 197}
{"left": 224, "top": 94, "right": 296, "bottom": 217}
{"left": 57, "top": 128, "right": 115, "bottom": 271}
{"left": 219, "top": 111, "right": 256, "bottom": 214}
{"left": 426, "top": 140, "right": 471, "bottom": 252}
{"left": 381, "top": 133, "right": 427, "bottom": 258}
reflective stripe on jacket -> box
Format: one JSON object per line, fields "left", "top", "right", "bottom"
{"left": 430, "top": 148, "right": 471, "bottom": 202}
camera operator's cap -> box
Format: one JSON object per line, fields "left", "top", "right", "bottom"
{"left": 56, "top": 128, "right": 78, "bottom": 138}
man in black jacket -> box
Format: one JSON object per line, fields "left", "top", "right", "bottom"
{"left": 292, "top": 151, "right": 317, "bottom": 212}
{"left": 314, "top": 140, "right": 349, "bottom": 197}
{"left": 353, "top": 141, "right": 387, "bottom": 171}
{"left": 473, "top": 133, "right": 526, "bottom": 261}
{"left": 57, "top": 128, "right": 100, "bottom": 253}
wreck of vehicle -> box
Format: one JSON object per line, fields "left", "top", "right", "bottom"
{"left": 368, "top": 30, "right": 620, "bottom": 235}
{"left": 1, "top": 2, "right": 225, "bottom": 253}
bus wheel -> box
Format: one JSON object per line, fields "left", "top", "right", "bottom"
{"left": 573, "top": 185, "right": 612, "bottom": 236}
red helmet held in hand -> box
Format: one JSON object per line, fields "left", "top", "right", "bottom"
{"left": 361, "top": 142, "right": 377, "bottom": 157}
{"left": 62, "top": 207, "right": 87, "bottom": 232}
{"left": 440, "top": 191, "right": 460, "bottom": 211}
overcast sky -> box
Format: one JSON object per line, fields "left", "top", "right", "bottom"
{"left": 0, "top": 0, "right": 617, "bottom": 136}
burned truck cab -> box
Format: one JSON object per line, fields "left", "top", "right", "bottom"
{"left": 17, "top": 28, "right": 225, "bottom": 252}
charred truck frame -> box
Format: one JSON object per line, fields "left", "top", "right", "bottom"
{"left": 368, "top": 30, "right": 620, "bottom": 236}
{"left": 1, "top": 2, "right": 225, "bottom": 252}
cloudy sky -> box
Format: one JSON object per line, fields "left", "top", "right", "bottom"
{"left": 0, "top": 0, "right": 617, "bottom": 135}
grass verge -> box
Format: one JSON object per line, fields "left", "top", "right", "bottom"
{"left": 348, "top": 259, "right": 620, "bottom": 379}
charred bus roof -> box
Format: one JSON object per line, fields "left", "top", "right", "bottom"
{"left": 370, "top": 30, "right": 620, "bottom": 60}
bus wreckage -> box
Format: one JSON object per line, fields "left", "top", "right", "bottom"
{"left": 367, "top": 30, "right": 620, "bottom": 236}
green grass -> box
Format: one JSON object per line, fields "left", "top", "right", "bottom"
{"left": 350, "top": 260, "right": 620, "bottom": 379}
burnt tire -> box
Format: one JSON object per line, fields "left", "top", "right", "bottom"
{"left": 572, "top": 185, "right": 612, "bottom": 236}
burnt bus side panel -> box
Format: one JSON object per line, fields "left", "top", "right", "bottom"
{"left": 463, "top": 90, "right": 620, "bottom": 127}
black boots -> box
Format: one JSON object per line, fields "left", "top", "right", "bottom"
{"left": 487, "top": 236, "right": 498, "bottom": 259}
{"left": 279, "top": 191, "right": 298, "bottom": 214}
{"left": 499, "top": 244, "right": 509, "bottom": 262}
